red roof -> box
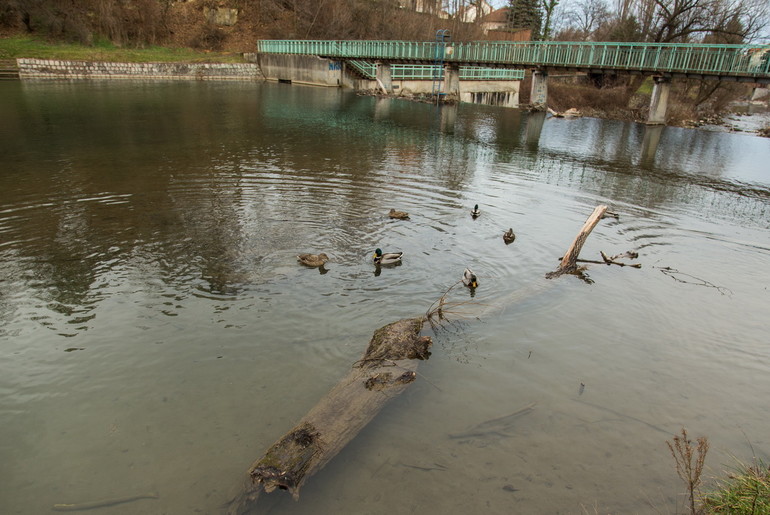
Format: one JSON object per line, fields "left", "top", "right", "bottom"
{"left": 482, "top": 7, "right": 509, "bottom": 23}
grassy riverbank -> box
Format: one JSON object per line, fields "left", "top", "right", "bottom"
{"left": 703, "top": 459, "right": 770, "bottom": 514}
{"left": 0, "top": 34, "right": 245, "bottom": 63}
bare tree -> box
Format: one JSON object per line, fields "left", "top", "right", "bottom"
{"left": 561, "top": 0, "right": 611, "bottom": 40}
{"left": 631, "top": 0, "right": 768, "bottom": 42}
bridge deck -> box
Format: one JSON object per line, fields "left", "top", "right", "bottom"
{"left": 256, "top": 40, "right": 770, "bottom": 83}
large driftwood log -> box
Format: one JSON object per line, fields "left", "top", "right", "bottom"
{"left": 547, "top": 205, "right": 608, "bottom": 279}
{"left": 227, "top": 317, "right": 432, "bottom": 514}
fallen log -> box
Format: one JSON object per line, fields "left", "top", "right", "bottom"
{"left": 226, "top": 317, "right": 432, "bottom": 514}
{"left": 546, "top": 205, "right": 608, "bottom": 279}
{"left": 554, "top": 251, "right": 641, "bottom": 268}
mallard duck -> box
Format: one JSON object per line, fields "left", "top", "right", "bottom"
{"left": 462, "top": 268, "right": 478, "bottom": 288}
{"left": 389, "top": 208, "right": 410, "bottom": 220}
{"left": 297, "top": 253, "right": 329, "bottom": 267}
{"left": 373, "top": 248, "right": 402, "bottom": 265}
{"left": 470, "top": 204, "right": 480, "bottom": 218}
{"left": 503, "top": 228, "right": 516, "bottom": 244}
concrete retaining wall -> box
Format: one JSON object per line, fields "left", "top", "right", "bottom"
{"left": 245, "top": 53, "right": 344, "bottom": 87}
{"left": 17, "top": 58, "right": 263, "bottom": 81}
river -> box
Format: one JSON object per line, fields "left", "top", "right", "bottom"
{"left": 1, "top": 80, "right": 768, "bottom": 514}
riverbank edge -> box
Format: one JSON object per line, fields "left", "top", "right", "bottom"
{"left": 14, "top": 57, "right": 263, "bottom": 81}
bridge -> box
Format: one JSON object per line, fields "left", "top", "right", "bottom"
{"left": 255, "top": 39, "right": 770, "bottom": 124}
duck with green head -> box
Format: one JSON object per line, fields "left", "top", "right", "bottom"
{"left": 471, "top": 204, "right": 480, "bottom": 218}
{"left": 462, "top": 268, "right": 478, "bottom": 288}
{"left": 373, "top": 248, "right": 402, "bottom": 265}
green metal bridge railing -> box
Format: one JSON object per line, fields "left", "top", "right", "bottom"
{"left": 256, "top": 40, "right": 770, "bottom": 80}
{"left": 347, "top": 61, "right": 524, "bottom": 80}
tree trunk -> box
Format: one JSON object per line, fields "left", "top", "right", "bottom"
{"left": 547, "top": 205, "right": 608, "bottom": 278}
{"left": 226, "top": 317, "right": 432, "bottom": 514}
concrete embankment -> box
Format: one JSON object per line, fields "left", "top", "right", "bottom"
{"left": 16, "top": 58, "right": 263, "bottom": 81}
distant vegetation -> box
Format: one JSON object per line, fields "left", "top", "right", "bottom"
{"left": 0, "top": 34, "right": 244, "bottom": 62}
{"left": 1, "top": 1, "right": 767, "bottom": 50}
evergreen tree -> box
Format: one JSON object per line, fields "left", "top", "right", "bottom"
{"left": 507, "top": 0, "right": 543, "bottom": 40}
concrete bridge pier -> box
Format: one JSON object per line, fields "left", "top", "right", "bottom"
{"left": 530, "top": 69, "right": 548, "bottom": 109}
{"left": 647, "top": 76, "right": 671, "bottom": 125}
{"left": 443, "top": 64, "right": 461, "bottom": 102}
{"left": 375, "top": 61, "right": 393, "bottom": 94}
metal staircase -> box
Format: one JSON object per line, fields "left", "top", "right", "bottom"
{"left": 431, "top": 29, "right": 450, "bottom": 104}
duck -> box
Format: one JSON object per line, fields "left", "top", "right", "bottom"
{"left": 462, "top": 268, "right": 478, "bottom": 288}
{"left": 389, "top": 208, "right": 410, "bottom": 220}
{"left": 373, "top": 248, "right": 403, "bottom": 265}
{"left": 297, "top": 253, "right": 329, "bottom": 267}
{"left": 503, "top": 228, "right": 516, "bottom": 244}
{"left": 470, "top": 204, "right": 480, "bottom": 218}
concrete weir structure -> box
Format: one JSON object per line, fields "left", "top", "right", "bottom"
{"left": 246, "top": 53, "right": 521, "bottom": 108}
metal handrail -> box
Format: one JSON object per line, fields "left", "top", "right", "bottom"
{"left": 256, "top": 40, "right": 770, "bottom": 78}
{"left": 345, "top": 61, "right": 524, "bottom": 80}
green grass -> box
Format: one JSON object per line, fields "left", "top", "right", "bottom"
{"left": 0, "top": 34, "right": 245, "bottom": 63}
{"left": 703, "top": 459, "right": 770, "bottom": 514}
{"left": 636, "top": 76, "right": 654, "bottom": 95}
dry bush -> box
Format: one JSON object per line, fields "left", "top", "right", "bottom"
{"left": 547, "top": 79, "right": 639, "bottom": 120}
{"left": 6, "top": 0, "right": 93, "bottom": 44}
{"left": 672, "top": 80, "right": 753, "bottom": 115}
{"left": 1, "top": 0, "right": 170, "bottom": 46}
{"left": 668, "top": 428, "right": 710, "bottom": 515}
{"left": 190, "top": 22, "right": 226, "bottom": 51}
{"left": 95, "top": 0, "right": 169, "bottom": 47}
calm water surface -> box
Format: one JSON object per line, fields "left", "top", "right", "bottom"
{"left": 1, "top": 80, "right": 769, "bottom": 514}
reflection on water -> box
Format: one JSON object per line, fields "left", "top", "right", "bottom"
{"left": 1, "top": 80, "right": 769, "bottom": 515}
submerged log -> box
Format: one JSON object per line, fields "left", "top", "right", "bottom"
{"left": 227, "top": 317, "right": 432, "bottom": 514}
{"left": 547, "top": 205, "right": 608, "bottom": 279}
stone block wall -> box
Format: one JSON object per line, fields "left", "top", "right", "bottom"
{"left": 17, "top": 58, "right": 263, "bottom": 81}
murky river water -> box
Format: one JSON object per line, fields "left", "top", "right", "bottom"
{"left": 1, "top": 80, "right": 768, "bottom": 514}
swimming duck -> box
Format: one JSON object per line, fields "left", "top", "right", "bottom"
{"left": 373, "top": 248, "right": 403, "bottom": 265}
{"left": 389, "top": 209, "right": 410, "bottom": 220}
{"left": 297, "top": 253, "right": 329, "bottom": 267}
{"left": 470, "top": 204, "right": 480, "bottom": 218}
{"left": 503, "top": 228, "right": 516, "bottom": 244}
{"left": 462, "top": 268, "right": 478, "bottom": 288}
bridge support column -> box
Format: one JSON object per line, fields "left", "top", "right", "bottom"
{"left": 443, "top": 64, "right": 460, "bottom": 102}
{"left": 375, "top": 61, "right": 393, "bottom": 94}
{"left": 647, "top": 76, "right": 671, "bottom": 125}
{"left": 530, "top": 69, "right": 548, "bottom": 109}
